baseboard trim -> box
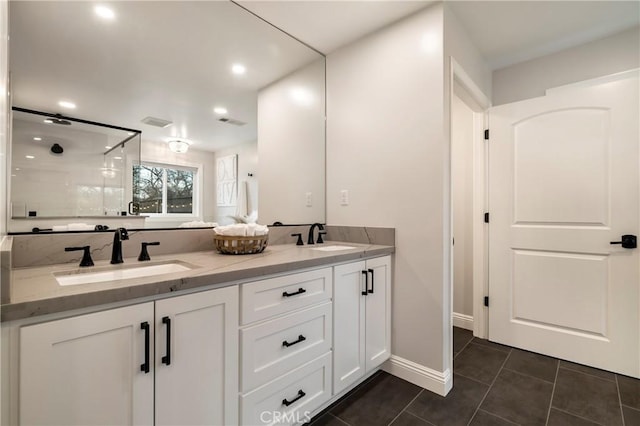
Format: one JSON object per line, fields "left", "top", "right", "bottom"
{"left": 452, "top": 312, "right": 474, "bottom": 331}
{"left": 383, "top": 355, "right": 452, "bottom": 396}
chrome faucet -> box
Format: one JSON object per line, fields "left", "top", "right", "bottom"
{"left": 307, "top": 223, "right": 325, "bottom": 245}
{"left": 110, "top": 228, "right": 129, "bottom": 264}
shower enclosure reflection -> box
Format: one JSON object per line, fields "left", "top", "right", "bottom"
{"left": 10, "top": 108, "right": 141, "bottom": 219}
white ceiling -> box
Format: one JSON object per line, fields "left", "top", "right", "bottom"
{"left": 236, "top": 1, "right": 434, "bottom": 54}
{"left": 448, "top": 1, "right": 640, "bottom": 70}
{"left": 10, "top": 1, "right": 640, "bottom": 154}
{"left": 239, "top": 1, "right": 639, "bottom": 69}
{"left": 9, "top": 1, "right": 322, "bottom": 152}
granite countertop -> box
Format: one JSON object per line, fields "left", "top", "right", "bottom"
{"left": 2, "top": 241, "right": 394, "bottom": 322}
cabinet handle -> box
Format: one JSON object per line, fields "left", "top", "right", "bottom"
{"left": 140, "top": 321, "right": 150, "bottom": 374}
{"left": 361, "top": 271, "right": 368, "bottom": 296}
{"left": 368, "top": 268, "right": 375, "bottom": 294}
{"left": 282, "top": 334, "right": 306, "bottom": 348}
{"left": 162, "top": 316, "right": 171, "bottom": 366}
{"left": 282, "top": 288, "right": 306, "bottom": 298}
{"left": 282, "top": 389, "right": 306, "bottom": 407}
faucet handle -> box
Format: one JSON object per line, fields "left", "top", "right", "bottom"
{"left": 291, "top": 233, "right": 304, "bottom": 246}
{"left": 138, "top": 242, "right": 160, "bottom": 261}
{"left": 65, "top": 246, "right": 94, "bottom": 267}
{"left": 317, "top": 231, "right": 327, "bottom": 244}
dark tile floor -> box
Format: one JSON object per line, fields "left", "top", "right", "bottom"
{"left": 308, "top": 327, "right": 640, "bottom": 426}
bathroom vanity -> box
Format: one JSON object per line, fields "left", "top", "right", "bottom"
{"left": 1, "top": 238, "right": 393, "bottom": 425}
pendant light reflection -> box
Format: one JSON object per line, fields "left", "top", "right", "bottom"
{"left": 168, "top": 139, "right": 192, "bottom": 153}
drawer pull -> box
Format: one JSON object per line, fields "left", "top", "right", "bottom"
{"left": 282, "top": 334, "right": 306, "bottom": 348}
{"left": 282, "top": 288, "right": 306, "bottom": 298}
{"left": 282, "top": 389, "right": 306, "bottom": 407}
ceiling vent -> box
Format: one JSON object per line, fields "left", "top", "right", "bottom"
{"left": 141, "top": 116, "right": 173, "bottom": 128}
{"left": 218, "top": 117, "right": 246, "bottom": 126}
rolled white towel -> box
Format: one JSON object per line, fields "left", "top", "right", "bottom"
{"left": 52, "top": 225, "right": 68, "bottom": 232}
{"left": 246, "top": 223, "right": 257, "bottom": 236}
{"left": 255, "top": 225, "right": 269, "bottom": 236}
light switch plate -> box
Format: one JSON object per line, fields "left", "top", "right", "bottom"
{"left": 340, "top": 190, "right": 349, "bottom": 206}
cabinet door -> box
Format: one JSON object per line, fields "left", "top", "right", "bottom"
{"left": 332, "top": 260, "right": 366, "bottom": 394}
{"left": 20, "top": 303, "right": 154, "bottom": 426}
{"left": 155, "top": 286, "right": 239, "bottom": 426}
{"left": 365, "top": 256, "right": 392, "bottom": 371}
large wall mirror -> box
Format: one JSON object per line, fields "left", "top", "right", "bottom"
{"left": 8, "top": 1, "right": 325, "bottom": 232}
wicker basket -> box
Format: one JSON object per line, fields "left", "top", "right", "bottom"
{"left": 213, "top": 234, "right": 269, "bottom": 255}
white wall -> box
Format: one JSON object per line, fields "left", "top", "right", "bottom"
{"left": 327, "top": 4, "right": 450, "bottom": 390}
{"left": 141, "top": 139, "right": 216, "bottom": 227}
{"left": 0, "top": 0, "right": 8, "bottom": 237}
{"left": 451, "top": 94, "right": 474, "bottom": 318}
{"left": 444, "top": 4, "right": 492, "bottom": 101}
{"left": 258, "top": 58, "right": 325, "bottom": 226}
{"left": 214, "top": 140, "right": 258, "bottom": 226}
{"left": 493, "top": 26, "right": 640, "bottom": 105}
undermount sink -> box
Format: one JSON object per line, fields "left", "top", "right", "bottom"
{"left": 54, "top": 261, "right": 195, "bottom": 286}
{"left": 309, "top": 245, "right": 356, "bottom": 252}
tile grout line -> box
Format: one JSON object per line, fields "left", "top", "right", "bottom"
{"left": 327, "top": 412, "right": 351, "bottom": 426}
{"left": 476, "top": 408, "right": 520, "bottom": 425}
{"left": 386, "top": 389, "right": 425, "bottom": 426}
{"left": 466, "top": 347, "right": 513, "bottom": 426}
{"left": 454, "top": 333, "right": 475, "bottom": 360}
{"left": 501, "top": 366, "right": 555, "bottom": 385}
{"left": 558, "top": 364, "right": 616, "bottom": 383}
{"left": 551, "top": 407, "right": 607, "bottom": 426}
{"left": 398, "top": 409, "right": 438, "bottom": 426}
{"left": 615, "top": 375, "right": 626, "bottom": 426}
{"left": 544, "top": 360, "right": 560, "bottom": 426}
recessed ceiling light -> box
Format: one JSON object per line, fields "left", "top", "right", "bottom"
{"left": 33, "top": 137, "right": 42, "bottom": 141}
{"left": 25, "top": 155, "right": 35, "bottom": 159}
{"left": 94, "top": 5, "right": 115, "bottom": 20}
{"left": 214, "top": 107, "right": 228, "bottom": 115}
{"left": 44, "top": 119, "right": 53, "bottom": 124}
{"left": 58, "top": 100, "right": 76, "bottom": 109}
{"left": 15, "top": 168, "right": 20, "bottom": 171}
{"left": 232, "top": 64, "right": 246, "bottom": 75}
{"left": 113, "top": 156, "right": 122, "bottom": 160}
{"left": 105, "top": 146, "right": 112, "bottom": 150}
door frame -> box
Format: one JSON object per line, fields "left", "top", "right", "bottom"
{"left": 448, "top": 57, "right": 491, "bottom": 339}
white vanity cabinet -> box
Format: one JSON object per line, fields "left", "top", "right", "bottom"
{"left": 239, "top": 268, "right": 333, "bottom": 426}
{"left": 20, "top": 303, "right": 155, "bottom": 425}
{"left": 333, "top": 255, "right": 391, "bottom": 394}
{"left": 18, "top": 285, "right": 238, "bottom": 426}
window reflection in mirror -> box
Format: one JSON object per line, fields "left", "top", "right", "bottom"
{"left": 8, "top": 1, "right": 326, "bottom": 232}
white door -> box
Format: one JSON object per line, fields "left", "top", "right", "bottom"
{"left": 365, "top": 256, "right": 391, "bottom": 371}
{"left": 20, "top": 303, "right": 155, "bottom": 425}
{"left": 489, "top": 73, "right": 639, "bottom": 377}
{"left": 155, "top": 286, "right": 239, "bottom": 426}
{"left": 333, "top": 260, "right": 366, "bottom": 394}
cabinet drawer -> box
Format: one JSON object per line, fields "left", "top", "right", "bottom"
{"left": 241, "top": 352, "right": 332, "bottom": 426}
{"left": 241, "top": 302, "right": 332, "bottom": 392}
{"left": 241, "top": 268, "right": 332, "bottom": 324}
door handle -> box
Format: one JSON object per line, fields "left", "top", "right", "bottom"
{"left": 140, "top": 321, "right": 150, "bottom": 374}
{"left": 161, "top": 316, "right": 171, "bottom": 366}
{"left": 368, "top": 268, "right": 375, "bottom": 294}
{"left": 361, "top": 270, "right": 368, "bottom": 296}
{"left": 610, "top": 234, "right": 637, "bottom": 249}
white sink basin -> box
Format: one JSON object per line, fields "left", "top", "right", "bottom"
{"left": 55, "top": 262, "right": 194, "bottom": 286}
{"left": 309, "top": 245, "right": 356, "bottom": 252}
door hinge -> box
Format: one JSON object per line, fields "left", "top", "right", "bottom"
{"left": 484, "top": 296, "right": 489, "bottom": 307}
{"left": 484, "top": 129, "right": 489, "bottom": 140}
{"left": 484, "top": 212, "right": 490, "bottom": 223}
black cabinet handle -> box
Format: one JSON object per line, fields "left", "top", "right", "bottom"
{"left": 610, "top": 234, "right": 637, "bottom": 249}
{"left": 283, "top": 288, "right": 306, "bottom": 298}
{"left": 361, "top": 270, "right": 368, "bottom": 296}
{"left": 368, "top": 268, "right": 375, "bottom": 294}
{"left": 282, "top": 389, "right": 306, "bottom": 407}
{"left": 140, "top": 321, "right": 150, "bottom": 374}
{"left": 282, "top": 334, "right": 306, "bottom": 348}
{"left": 162, "top": 316, "right": 171, "bottom": 366}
